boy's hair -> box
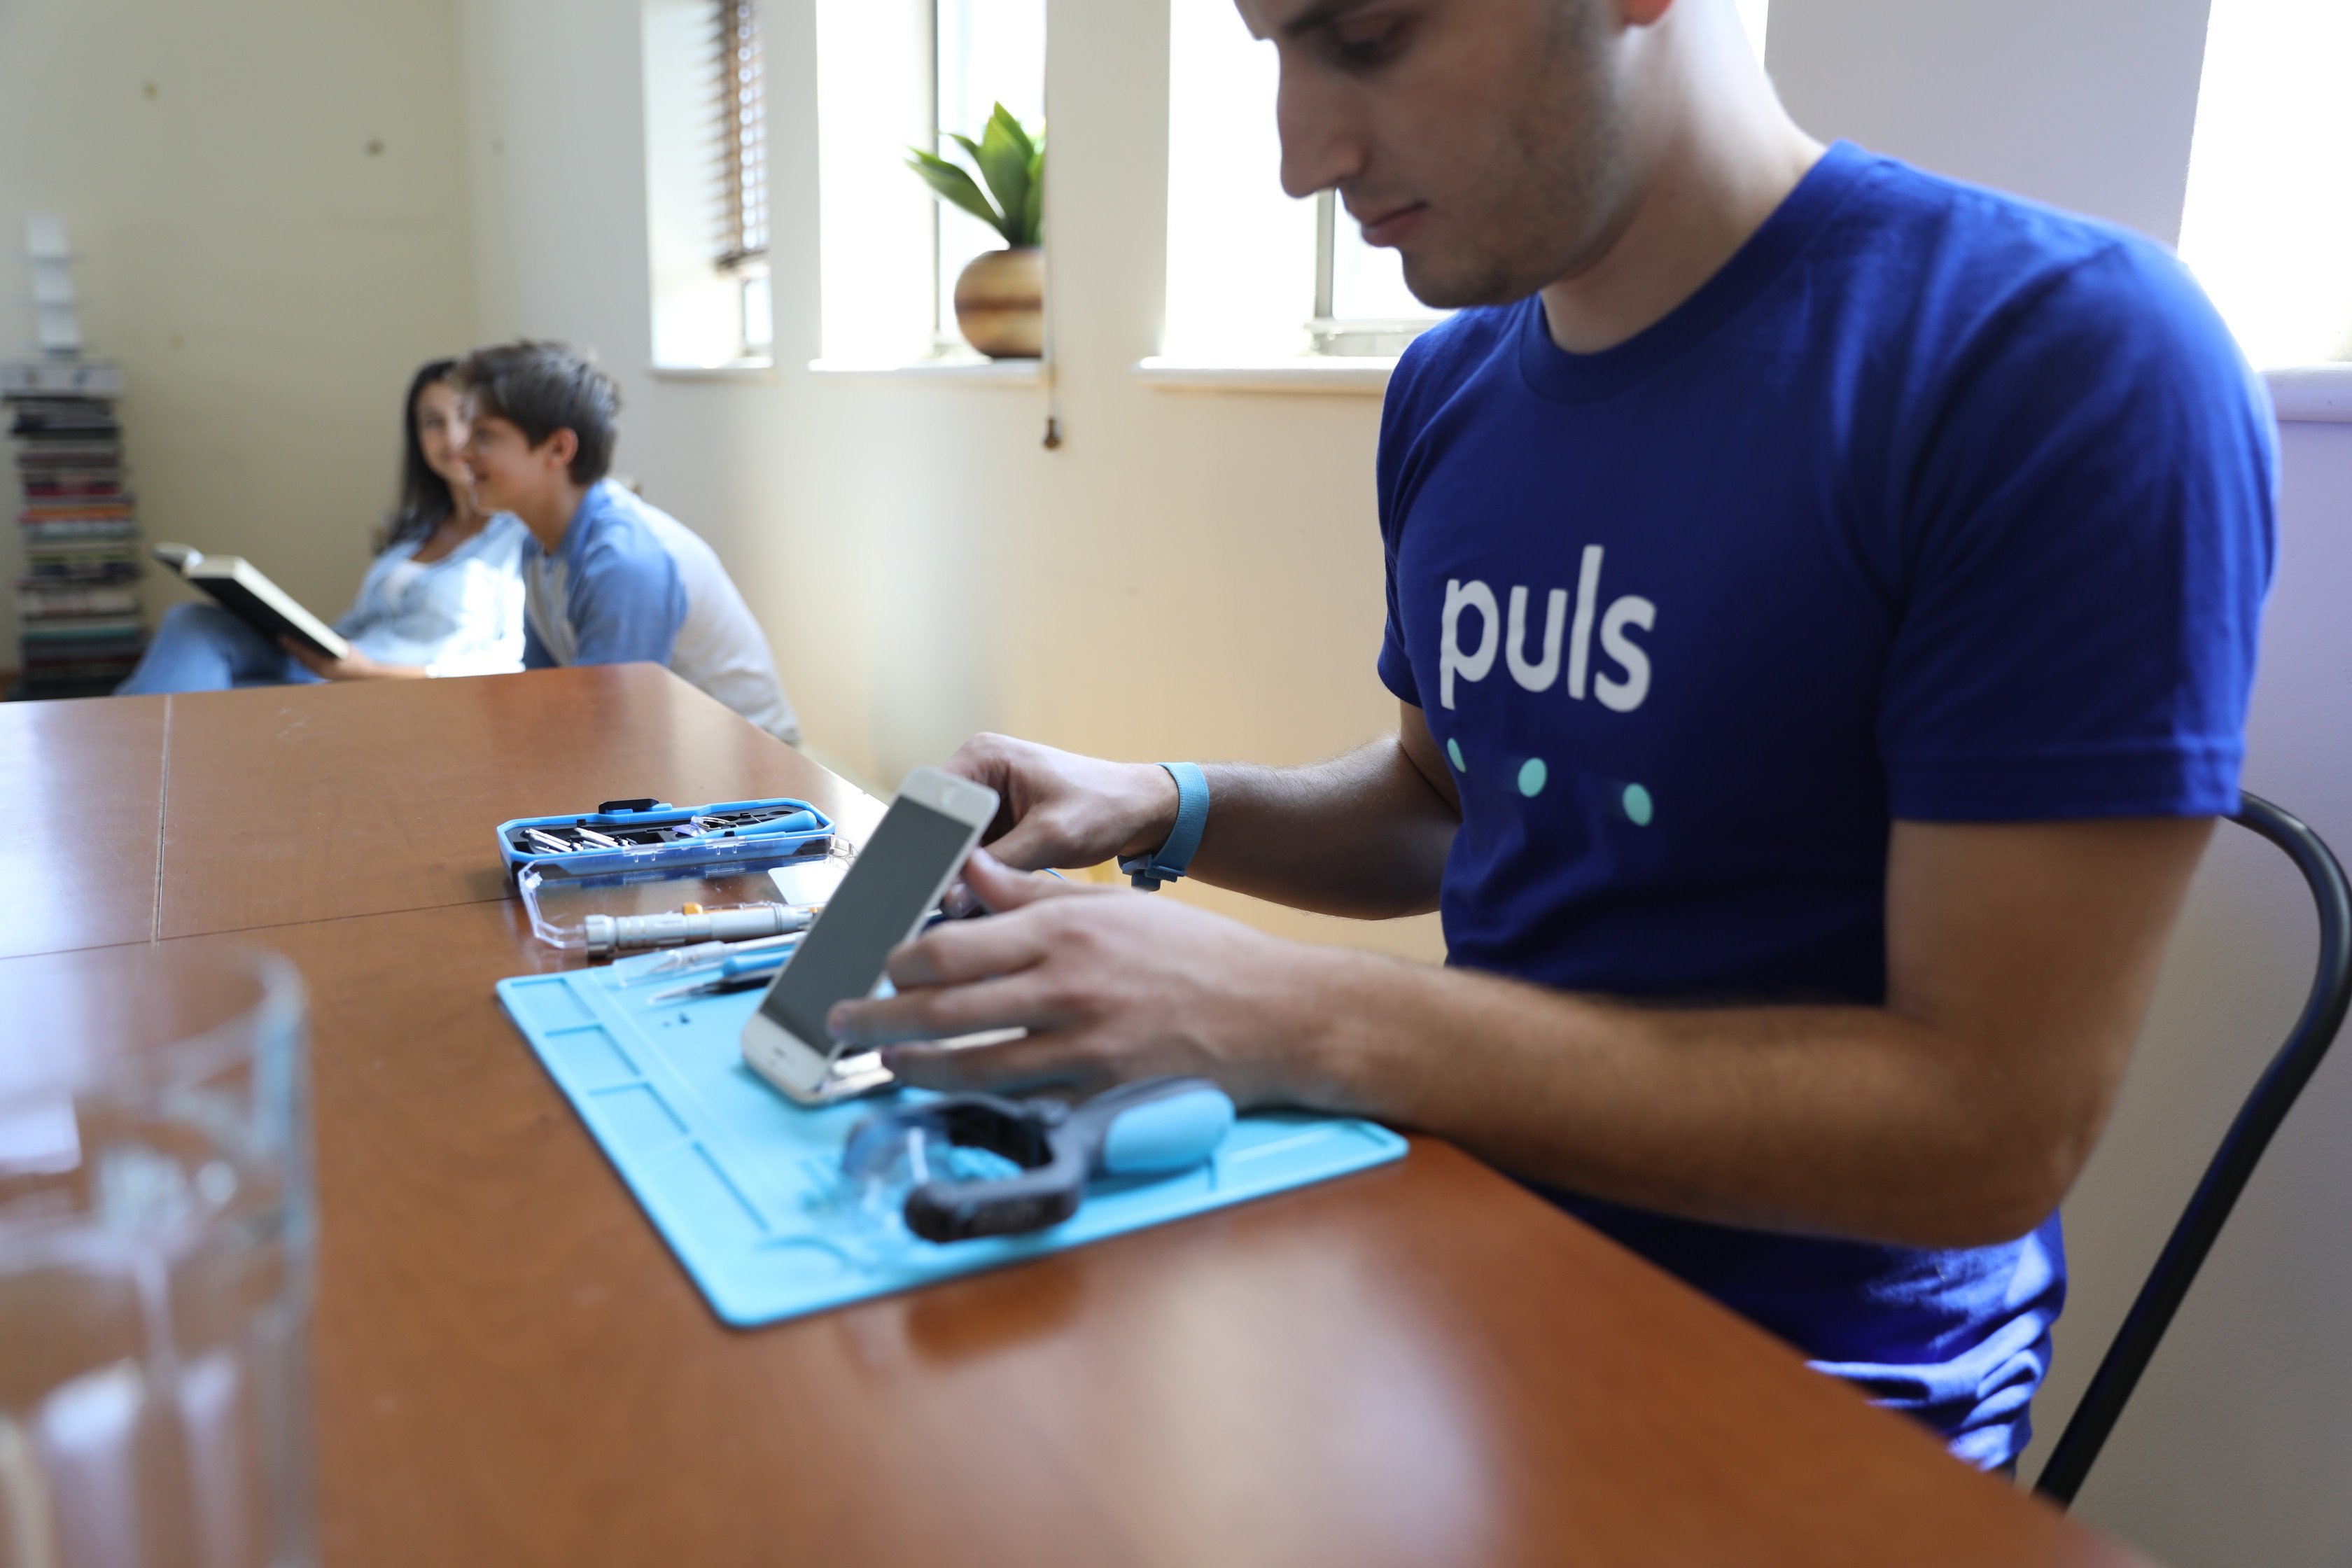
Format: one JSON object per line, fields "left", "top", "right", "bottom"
{"left": 456, "top": 340, "right": 620, "bottom": 484}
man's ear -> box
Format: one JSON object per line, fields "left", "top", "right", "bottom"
{"left": 538, "top": 428, "right": 581, "bottom": 473}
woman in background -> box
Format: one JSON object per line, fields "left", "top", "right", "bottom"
{"left": 116, "top": 359, "right": 526, "bottom": 692}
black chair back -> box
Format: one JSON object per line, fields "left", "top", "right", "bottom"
{"left": 2034, "top": 792, "right": 2352, "bottom": 1506}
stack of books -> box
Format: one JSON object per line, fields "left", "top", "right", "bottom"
{"left": 5, "top": 359, "right": 146, "bottom": 698}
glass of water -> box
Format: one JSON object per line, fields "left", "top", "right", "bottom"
{"left": 0, "top": 945, "right": 315, "bottom": 1568}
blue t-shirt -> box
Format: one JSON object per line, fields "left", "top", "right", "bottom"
{"left": 1375, "top": 141, "right": 2275, "bottom": 1466}
{"left": 519, "top": 480, "right": 800, "bottom": 741}
{"left": 520, "top": 482, "right": 692, "bottom": 672}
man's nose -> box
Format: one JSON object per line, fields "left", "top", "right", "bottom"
{"left": 1274, "top": 65, "right": 1367, "bottom": 200}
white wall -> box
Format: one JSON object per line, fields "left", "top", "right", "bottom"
{"left": 1777, "top": 3, "right": 2352, "bottom": 1562}
{"left": 0, "top": 0, "right": 479, "bottom": 656}
{"left": 1768, "top": 0, "right": 2216, "bottom": 244}
{"left": 457, "top": 0, "right": 1444, "bottom": 960}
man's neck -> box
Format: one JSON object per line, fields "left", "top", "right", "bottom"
{"left": 1539, "top": 8, "right": 1823, "bottom": 356}
{"left": 517, "top": 479, "right": 592, "bottom": 556}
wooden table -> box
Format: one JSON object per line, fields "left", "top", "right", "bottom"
{"left": 1, "top": 666, "right": 2155, "bottom": 1567}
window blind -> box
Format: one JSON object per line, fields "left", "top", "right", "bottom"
{"left": 715, "top": 0, "right": 769, "bottom": 271}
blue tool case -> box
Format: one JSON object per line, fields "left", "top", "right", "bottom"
{"left": 497, "top": 797, "right": 844, "bottom": 954}
{"left": 495, "top": 796, "right": 836, "bottom": 876}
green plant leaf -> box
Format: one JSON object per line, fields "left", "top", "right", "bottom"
{"left": 904, "top": 149, "right": 1005, "bottom": 235}
{"left": 1019, "top": 150, "right": 1044, "bottom": 247}
{"left": 947, "top": 132, "right": 983, "bottom": 165}
{"left": 974, "top": 113, "right": 1032, "bottom": 245}
{"left": 988, "top": 102, "right": 1035, "bottom": 165}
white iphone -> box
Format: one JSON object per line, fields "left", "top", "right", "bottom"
{"left": 740, "top": 766, "right": 1001, "bottom": 1105}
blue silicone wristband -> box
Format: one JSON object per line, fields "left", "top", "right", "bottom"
{"left": 1119, "top": 762, "right": 1210, "bottom": 891}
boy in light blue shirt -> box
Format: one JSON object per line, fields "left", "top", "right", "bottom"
{"left": 455, "top": 342, "right": 800, "bottom": 743}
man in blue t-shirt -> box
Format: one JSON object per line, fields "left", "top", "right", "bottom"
{"left": 829, "top": 0, "right": 2275, "bottom": 1468}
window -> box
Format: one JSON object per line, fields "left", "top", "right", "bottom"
{"left": 2176, "top": 0, "right": 2352, "bottom": 368}
{"left": 813, "top": 0, "right": 1044, "bottom": 368}
{"left": 929, "top": 1, "right": 1046, "bottom": 347}
{"left": 1166, "top": 0, "right": 1771, "bottom": 363}
{"left": 1166, "top": 0, "right": 1431, "bottom": 361}
{"left": 643, "top": 0, "right": 774, "bottom": 368}
{"left": 1163, "top": 0, "right": 1317, "bottom": 363}
{"left": 1310, "top": 192, "right": 1445, "bottom": 356}
{"left": 716, "top": 0, "right": 773, "bottom": 356}
{"left": 1736, "top": 0, "right": 1768, "bottom": 68}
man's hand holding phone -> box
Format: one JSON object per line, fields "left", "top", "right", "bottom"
{"left": 738, "top": 766, "right": 1005, "bottom": 1104}
{"left": 941, "top": 733, "right": 1182, "bottom": 873}
{"left": 829, "top": 848, "right": 1329, "bottom": 1110}
{"left": 769, "top": 748, "right": 1354, "bottom": 1115}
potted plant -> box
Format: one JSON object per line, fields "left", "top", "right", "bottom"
{"left": 907, "top": 104, "right": 1044, "bottom": 359}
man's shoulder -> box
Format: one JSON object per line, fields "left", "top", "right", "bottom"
{"left": 1828, "top": 148, "right": 2238, "bottom": 382}
{"left": 1838, "top": 146, "right": 2134, "bottom": 264}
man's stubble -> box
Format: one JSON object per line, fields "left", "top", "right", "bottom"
{"left": 1399, "top": 0, "right": 1637, "bottom": 311}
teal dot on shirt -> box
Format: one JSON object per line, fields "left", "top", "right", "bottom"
{"left": 1623, "top": 782, "right": 1654, "bottom": 826}
{"left": 1446, "top": 738, "right": 1466, "bottom": 772}
{"left": 1517, "top": 757, "right": 1548, "bottom": 797}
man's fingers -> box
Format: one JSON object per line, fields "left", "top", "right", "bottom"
{"left": 886, "top": 904, "right": 1050, "bottom": 988}
{"left": 883, "top": 1032, "right": 1112, "bottom": 1096}
{"left": 971, "top": 815, "right": 1068, "bottom": 872}
{"left": 830, "top": 973, "right": 1056, "bottom": 1046}
{"left": 941, "top": 735, "right": 1022, "bottom": 842}
{"left": 962, "top": 846, "right": 1091, "bottom": 911}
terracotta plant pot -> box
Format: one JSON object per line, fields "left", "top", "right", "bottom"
{"left": 953, "top": 246, "right": 1044, "bottom": 359}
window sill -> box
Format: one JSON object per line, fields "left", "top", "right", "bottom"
{"left": 1135, "top": 356, "right": 1396, "bottom": 395}
{"left": 650, "top": 360, "right": 776, "bottom": 384}
{"left": 2266, "top": 365, "right": 2352, "bottom": 424}
{"left": 807, "top": 357, "right": 1046, "bottom": 386}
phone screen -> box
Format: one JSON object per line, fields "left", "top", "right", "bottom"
{"left": 757, "top": 793, "right": 977, "bottom": 1054}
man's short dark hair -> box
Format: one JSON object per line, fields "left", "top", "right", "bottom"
{"left": 456, "top": 340, "right": 620, "bottom": 485}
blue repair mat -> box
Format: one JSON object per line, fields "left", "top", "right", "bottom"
{"left": 496, "top": 966, "right": 1408, "bottom": 1326}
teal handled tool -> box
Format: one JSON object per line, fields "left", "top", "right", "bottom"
{"left": 842, "top": 1077, "right": 1237, "bottom": 1243}
{"left": 648, "top": 941, "right": 801, "bottom": 1001}
{"left": 610, "top": 932, "right": 801, "bottom": 987}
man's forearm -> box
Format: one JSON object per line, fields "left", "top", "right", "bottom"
{"left": 864, "top": 818, "right": 2192, "bottom": 1246}
{"left": 944, "top": 722, "right": 1456, "bottom": 916}
{"left": 1273, "top": 948, "right": 2084, "bottom": 1250}
{"left": 1189, "top": 739, "right": 1457, "bottom": 918}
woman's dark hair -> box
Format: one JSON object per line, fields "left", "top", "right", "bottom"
{"left": 383, "top": 358, "right": 462, "bottom": 552}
